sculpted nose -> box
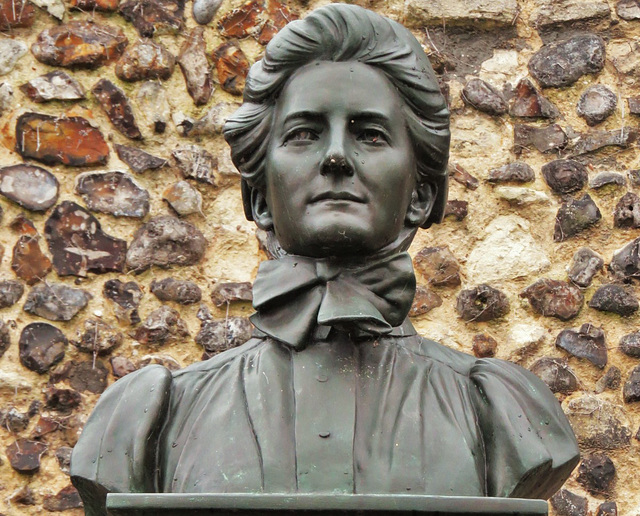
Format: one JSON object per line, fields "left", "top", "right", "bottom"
{"left": 320, "top": 127, "right": 354, "bottom": 177}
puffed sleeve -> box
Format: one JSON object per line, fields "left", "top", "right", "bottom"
{"left": 469, "top": 358, "right": 580, "bottom": 500}
{"left": 70, "top": 365, "right": 172, "bottom": 516}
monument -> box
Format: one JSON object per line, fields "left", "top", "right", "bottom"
{"left": 70, "top": 4, "right": 580, "bottom": 515}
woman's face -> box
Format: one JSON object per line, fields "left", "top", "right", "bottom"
{"left": 260, "top": 61, "right": 418, "bottom": 258}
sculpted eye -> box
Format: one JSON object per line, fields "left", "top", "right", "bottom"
{"left": 284, "top": 129, "right": 319, "bottom": 144}
{"left": 357, "top": 129, "right": 387, "bottom": 145}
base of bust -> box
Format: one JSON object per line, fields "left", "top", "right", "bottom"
{"left": 106, "top": 493, "right": 548, "bottom": 515}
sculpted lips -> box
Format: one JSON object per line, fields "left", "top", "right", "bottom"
{"left": 310, "top": 191, "right": 366, "bottom": 203}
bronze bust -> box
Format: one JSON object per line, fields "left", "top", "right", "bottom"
{"left": 70, "top": 5, "right": 579, "bottom": 515}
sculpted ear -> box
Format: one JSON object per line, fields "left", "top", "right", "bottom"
{"left": 250, "top": 188, "right": 274, "bottom": 230}
{"left": 405, "top": 181, "right": 436, "bottom": 228}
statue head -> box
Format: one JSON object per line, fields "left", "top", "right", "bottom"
{"left": 224, "top": 3, "right": 450, "bottom": 258}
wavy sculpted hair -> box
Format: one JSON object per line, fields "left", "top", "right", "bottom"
{"left": 223, "top": 3, "right": 451, "bottom": 229}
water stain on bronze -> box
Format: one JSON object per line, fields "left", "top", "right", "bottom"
{"left": 92, "top": 79, "right": 142, "bottom": 140}
{"left": 16, "top": 113, "right": 109, "bottom": 167}
{"left": 213, "top": 40, "right": 250, "bottom": 96}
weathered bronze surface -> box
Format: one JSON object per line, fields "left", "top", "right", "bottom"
{"left": 71, "top": 5, "right": 579, "bottom": 515}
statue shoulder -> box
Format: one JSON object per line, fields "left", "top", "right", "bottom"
{"left": 71, "top": 365, "right": 172, "bottom": 515}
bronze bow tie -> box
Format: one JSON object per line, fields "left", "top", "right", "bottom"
{"left": 251, "top": 252, "right": 416, "bottom": 349}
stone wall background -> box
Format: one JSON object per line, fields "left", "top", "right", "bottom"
{"left": 0, "top": 0, "right": 639, "bottom": 513}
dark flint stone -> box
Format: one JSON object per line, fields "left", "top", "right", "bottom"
{"left": 596, "top": 366, "right": 621, "bottom": 394}
{"left": 19, "top": 71, "right": 85, "bottom": 103}
{"left": 509, "top": 78, "right": 559, "bottom": 119}
{"left": 617, "top": 0, "right": 640, "bottom": 19}
{"left": 53, "top": 360, "right": 109, "bottom": 394}
{"left": 115, "top": 39, "right": 175, "bottom": 82}
{"left": 196, "top": 305, "right": 252, "bottom": 353}
{"left": 31, "top": 21, "right": 128, "bottom": 68}
{"left": 614, "top": 192, "right": 640, "bottom": 228}
{"left": 487, "top": 162, "right": 535, "bottom": 183}
{"left": 27, "top": 400, "right": 41, "bottom": 418}
{"left": 172, "top": 145, "right": 217, "bottom": 185}
{"left": 126, "top": 216, "right": 206, "bottom": 272}
{"left": 75, "top": 171, "right": 150, "bottom": 218}
{"left": 6, "top": 439, "right": 47, "bottom": 473}
{"left": 456, "top": 284, "right": 510, "bottom": 322}
{"left": 589, "top": 284, "right": 639, "bottom": 316}
{"left": 72, "top": 319, "right": 123, "bottom": 355}
{"left": 19, "top": 322, "right": 67, "bottom": 373}
{"left": 514, "top": 124, "right": 567, "bottom": 154}
{"left": 55, "top": 446, "right": 72, "bottom": 474}
{"left": 178, "top": 27, "right": 212, "bottom": 106}
{"left": 414, "top": 246, "right": 461, "bottom": 287}
{"left": 92, "top": 79, "right": 142, "bottom": 140}
{"left": 119, "top": 0, "right": 185, "bottom": 37}
{"left": 542, "top": 159, "right": 588, "bottom": 194}
{"left": 133, "top": 305, "right": 189, "bottom": 345}
{"left": 568, "top": 247, "right": 604, "bottom": 287}
{"left": 577, "top": 454, "right": 615, "bottom": 495}
{"left": 10, "top": 213, "right": 36, "bottom": 235}
{"left": 0, "top": 279, "right": 24, "bottom": 308}
{"left": 530, "top": 357, "right": 578, "bottom": 394}
{"left": 448, "top": 163, "right": 478, "bottom": 190}
{"left": 624, "top": 364, "right": 640, "bottom": 403}
{"left": 103, "top": 279, "right": 142, "bottom": 325}
{"left": 0, "top": 0, "right": 35, "bottom": 30}
{"left": 556, "top": 323, "right": 607, "bottom": 368}
{"left": 151, "top": 278, "right": 202, "bottom": 305}
{"left": 9, "top": 486, "right": 36, "bottom": 505}
{"left": 567, "top": 128, "right": 637, "bottom": 157}
{"left": 70, "top": 0, "right": 118, "bottom": 10}
{"left": 43, "top": 485, "right": 83, "bottom": 511}
{"left": 23, "top": 283, "right": 91, "bottom": 321}
{"left": 461, "top": 78, "right": 507, "bottom": 116}
{"left": 577, "top": 85, "right": 617, "bottom": 126}
{"left": 550, "top": 489, "right": 588, "bottom": 516}
{"left": 471, "top": 333, "right": 497, "bottom": 358}
{"left": 211, "top": 281, "right": 253, "bottom": 306}
{"left": 111, "top": 355, "right": 137, "bottom": 377}
{"left": 15, "top": 113, "right": 109, "bottom": 167}
{"left": 629, "top": 96, "right": 640, "bottom": 114}
{"left": 31, "top": 416, "right": 59, "bottom": 438}
{"left": 521, "top": 279, "right": 584, "bottom": 320}
{"left": 443, "top": 200, "right": 468, "bottom": 221}
{"left": 589, "top": 171, "right": 626, "bottom": 189}
{"left": 0, "top": 164, "right": 59, "bottom": 211}
{"left": 553, "top": 194, "right": 601, "bottom": 242}
{"left": 44, "top": 386, "right": 81, "bottom": 412}
{"left": 528, "top": 34, "right": 605, "bottom": 88}
{"left": 596, "top": 502, "right": 617, "bottom": 516}
{"left": 0, "top": 407, "right": 30, "bottom": 432}
{"left": 12, "top": 235, "right": 52, "bottom": 285}
{"left": 115, "top": 144, "right": 167, "bottom": 173}
{"left": 0, "top": 320, "right": 10, "bottom": 358}
{"left": 409, "top": 286, "right": 442, "bottom": 317}
{"left": 213, "top": 40, "right": 250, "bottom": 96}
{"left": 620, "top": 331, "right": 640, "bottom": 357}
{"left": 45, "top": 201, "right": 127, "bottom": 277}
{"left": 610, "top": 237, "right": 640, "bottom": 281}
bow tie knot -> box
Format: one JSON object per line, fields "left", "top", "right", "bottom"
{"left": 250, "top": 252, "right": 416, "bottom": 349}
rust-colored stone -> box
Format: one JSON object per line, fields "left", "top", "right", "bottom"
{"left": 116, "top": 39, "right": 175, "bottom": 82}
{"left": 414, "top": 246, "right": 461, "bottom": 287}
{"left": 217, "top": 0, "right": 264, "bottom": 38}
{"left": 31, "top": 416, "right": 60, "bottom": 438}
{"left": 70, "top": 0, "right": 118, "bottom": 10}
{"left": 521, "top": 279, "right": 584, "bottom": 321}
{"left": 409, "top": 286, "right": 442, "bottom": 317}
{"left": 256, "top": 0, "right": 298, "bottom": 44}
{"left": 0, "top": 0, "right": 35, "bottom": 31}
{"left": 119, "top": 0, "right": 185, "bottom": 37}
{"left": 509, "top": 78, "right": 559, "bottom": 119}
{"left": 43, "top": 485, "right": 83, "bottom": 511}
{"left": 472, "top": 334, "right": 498, "bottom": 358}
{"left": 448, "top": 162, "right": 478, "bottom": 190}
{"left": 16, "top": 113, "right": 109, "bottom": 167}
{"left": 213, "top": 40, "right": 249, "bottom": 96}
{"left": 6, "top": 439, "right": 48, "bottom": 473}
{"left": 44, "top": 201, "right": 127, "bottom": 277}
{"left": 178, "top": 27, "right": 213, "bottom": 106}
{"left": 31, "top": 21, "right": 128, "bottom": 68}
{"left": 12, "top": 235, "right": 52, "bottom": 285}
{"left": 92, "top": 79, "right": 142, "bottom": 140}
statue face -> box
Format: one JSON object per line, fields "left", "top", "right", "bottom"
{"left": 260, "top": 61, "right": 418, "bottom": 258}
